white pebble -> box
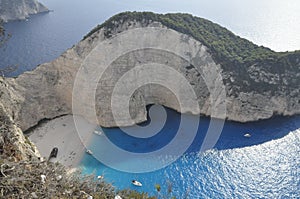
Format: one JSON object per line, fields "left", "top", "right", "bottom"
{"left": 56, "top": 175, "right": 62, "bottom": 181}
{"left": 31, "top": 192, "right": 38, "bottom": 198}
{"left": 41, "top": 174, "right": 46, "bottom": 183}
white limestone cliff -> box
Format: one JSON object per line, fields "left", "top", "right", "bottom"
{"left": 0, "top": 0, "right": 48, "bottom": 22}
{"left": 0, "top": 19, "right": 299, "bottom": 131}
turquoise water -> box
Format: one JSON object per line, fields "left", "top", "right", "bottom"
{"left": 1, "top": 0, "right": 299, "bottom": 197}
{"left": 80, "top": 107, "right": 300, "bottom": 198}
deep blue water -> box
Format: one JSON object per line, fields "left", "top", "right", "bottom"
{"left": 1, "top": 0, "right": 300, "bottom": 76}
{"left": 80, "top": 106, "right": 300, "bottom": 198}
{"left": 1, "top": 0, "right": 300, "bottom": 197}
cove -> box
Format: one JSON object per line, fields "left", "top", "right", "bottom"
{"left": 80, "top": 106, "right": 300, "bottom": 198}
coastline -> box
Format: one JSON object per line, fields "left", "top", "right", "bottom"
{"left": 29, "top": 115, "right": 97, "bottom": 168}
{"left": 28, "top": 112, "right": 300, "bottom": 169}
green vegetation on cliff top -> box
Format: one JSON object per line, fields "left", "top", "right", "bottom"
{"left": 84, "top": 12, "right": 300, "bottom": 71}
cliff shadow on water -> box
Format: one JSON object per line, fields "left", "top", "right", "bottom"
{"left": 99, "top": 105, "right": 300, "bottom": 153}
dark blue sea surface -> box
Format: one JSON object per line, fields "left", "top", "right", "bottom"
{"left": 81, "top": 107, "right": 300, "bottom": 198}
{"left": 1, "top": 0, "right": 299, "bottom": 197}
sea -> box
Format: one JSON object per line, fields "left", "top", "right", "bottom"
{"left": 1, "top": 0, "right": 300, "bottom": 198}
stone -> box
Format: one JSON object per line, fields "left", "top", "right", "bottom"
{"left": 31, "top": 192, "right": 38, "bottom": 198}
{"left": 56, "top": 175, "right": 63, "bottom": 181}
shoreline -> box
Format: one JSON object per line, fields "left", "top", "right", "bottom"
{"left": 29, "top": 115, "right": 97, "bottom": 168}
{"left": 28, "top": 112, "right": 300, "bottom": 169}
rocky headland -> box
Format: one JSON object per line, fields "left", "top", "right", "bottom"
{"left": 0, "top": 11, "right": 299, "bottom": 198}
{"left": 0, "top": 0, "right": 48, "bottom": 22}
{"left": 0, "top": 12, "right": 299, "bottom": 132}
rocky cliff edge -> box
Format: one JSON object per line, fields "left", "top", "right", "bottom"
{"left": 0, "top": 12, "right": 299, "bottom": 131}
{"left": 0, "top": 0, "right": 48, "bottom": 22}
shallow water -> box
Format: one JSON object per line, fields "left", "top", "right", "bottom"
{"left": 80, "top": 107, "right": 300, "bottom": 198}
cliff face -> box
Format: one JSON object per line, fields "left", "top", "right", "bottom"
{"left": 1, "top": 12, "right": 299, "bottom": 131}
{"left": 0, "top": 79, "right": 40, "bottom": 161}
{"left": 0, "top": 0, "right": 48, "bottom": 22}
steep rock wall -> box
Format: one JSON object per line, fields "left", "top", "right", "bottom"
{"left": 1, "top": 19, "right": 299, "bottom": 131}
{"left": 0, "top": 0, "right": 48, "bottom": 22}
{"left": 0, "top": 79, "right": 40, "bottom": 161}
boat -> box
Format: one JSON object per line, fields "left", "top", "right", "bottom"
{"left": 97, "top": 175, "right": 104, "bottom": 179}
{"left": 93, "top": 130, "right": 103, "bottom": 136}
{"left": 86, "top": 150, "right": 93, "bottom": 155}
{"left": 132, "top": 180, "right": 142, "bottom": 187}
{"left": 244, "top": 133, "right": 251, "bottom": 138}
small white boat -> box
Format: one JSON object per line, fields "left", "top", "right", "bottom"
{"left": 86, "top": 150, "right": 93, "bottom": 155}
{"left": 97, "top": 175, "right": 104, "bottom": 179}
{"left": 244, "top": 133, "right": 251, "bottom": 138}
{"left": 132, "top": 180, "right": 142, "bottom": 187}
{"left": 93, "top": 130, "right": 103, "bottom": 136}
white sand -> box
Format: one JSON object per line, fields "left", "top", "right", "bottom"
{"left": 29, "top": 115, "right": 98, "bottom": 168}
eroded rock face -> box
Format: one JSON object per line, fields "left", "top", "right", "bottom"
{"left": 0, "top": 95, "right": 40, "bottom": 161}
{"left": 1, "top": 20, "right": 299, "bottom": 131}
{"left": 0, "top": 0, "right": 48, "bottom": 22}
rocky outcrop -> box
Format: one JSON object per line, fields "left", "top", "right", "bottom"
{"left": 0, "top": 0, "right": 48, "bottom": 22}
{"left": 0, "top": 12, "right": 299, "bottom": 131}
{"left": 0, "top": 92, "right": 40, "bottom": 161}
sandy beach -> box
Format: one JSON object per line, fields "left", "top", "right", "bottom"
{"left": 29, "top": 115, "right": 98, "bottom": 168}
